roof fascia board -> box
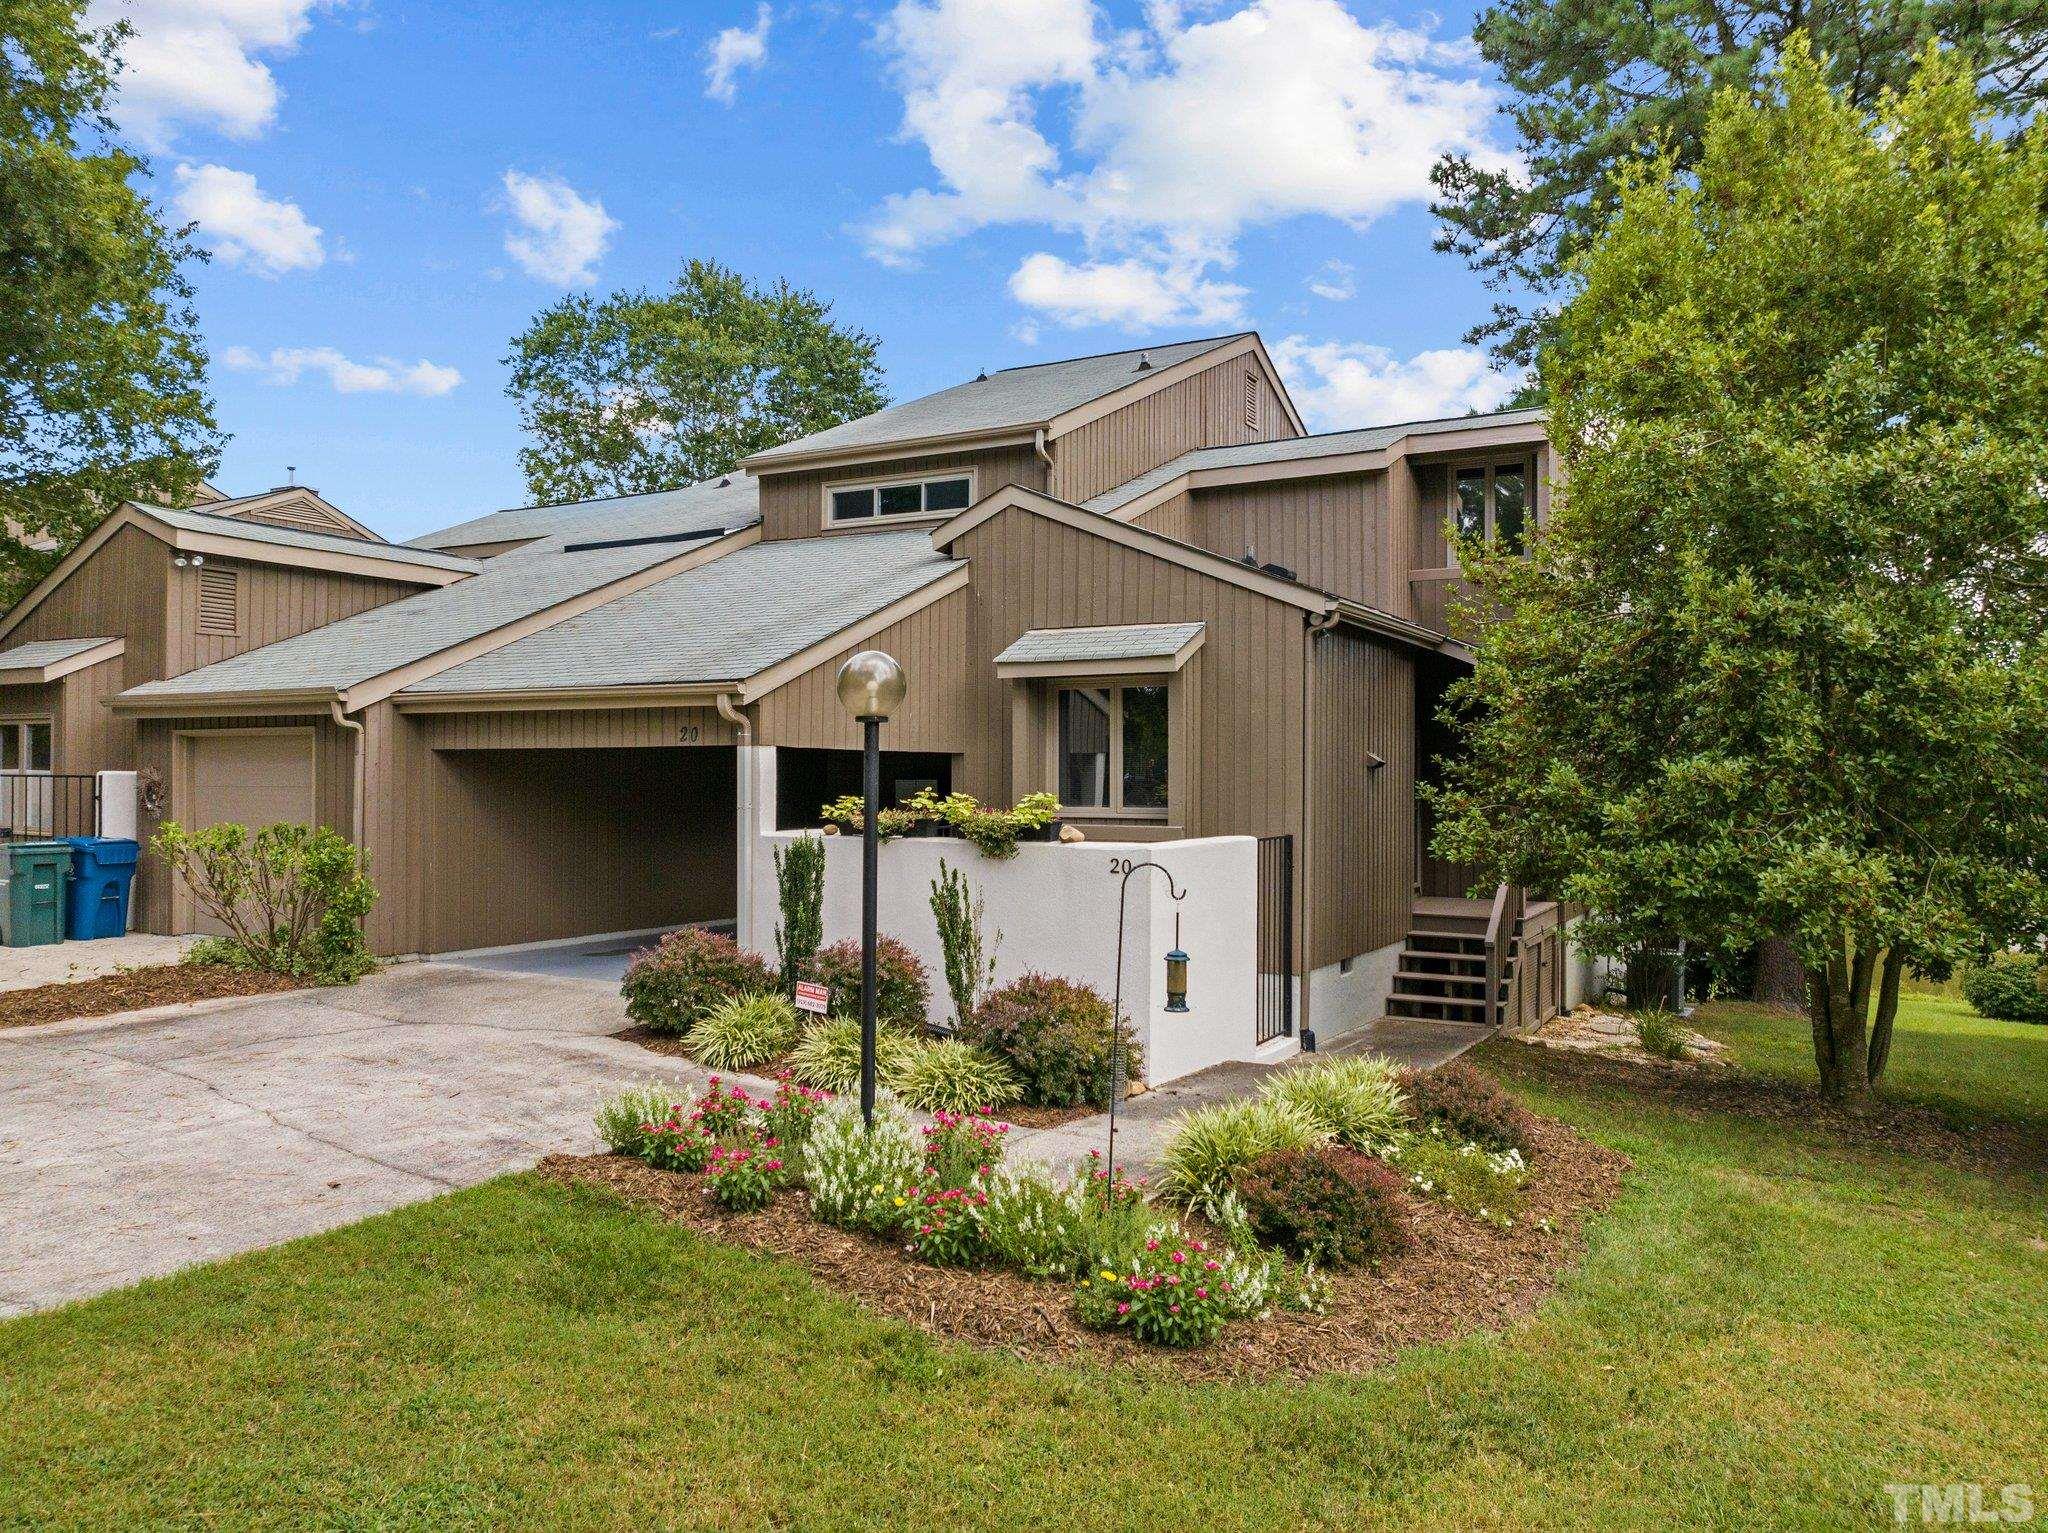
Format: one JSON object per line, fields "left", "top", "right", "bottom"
{"left": 1392, "top": 419, "right": 1551, "bottom": 462}
{"left": 1330, "top": 599, "right": 1455, "bottom": 653}
{"left": 995, "top": 627, "right": 1205, "bottom": 680}
{"left": 168, "top": 527, "right": 470, "bottom": 586}
{"left": 0, "top": 505, "right": 157, "bottom": 648}
{"left": 0, "top": 637, "right": 126, "bottom": 685}
{"left": 214, "top": 487, "right": 383, "bottom": 541}
{"left": 741, "top": 430, "right": 1040, "bottom": 477}
{"left": 738, "top": 563, "right": 971, "bottom": 704}
{"left": 113, "top": 688, "right": 338, "bottom": 718}
{"left": 341, "top": 522, "right": 764, "bottom": 713}
{"left": 932, "top": 486, "right": 1327, "bottom": 613}
{"left": 393, "top": 685, "right": 734, "bottom": 714}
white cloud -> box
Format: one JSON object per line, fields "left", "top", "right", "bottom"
{"left": 864, "top": 0, "right": 1507, "bottom": 320}
{"left": 171, "top": 163, "right": 323, "bottom": 276}
{"left": 1306, "top": 258, "right": 1355, "bottom": 302}
{"left": 497, "top": 170, "right": 618, "bottom": 285}
{"left": 222, "top": 344, "right": 463, "bottom": 396}
{"left": 88, "top": 0, "right": 327, "bottom": 149}
{"left": 1272, "top": 336, "right": 1520, "bottom": 428}
{"left": 705, "top": 4, "right": 772, "bottom": 104}
{"left": 1009, "top": 252, "right": 1247, "bottom": 329}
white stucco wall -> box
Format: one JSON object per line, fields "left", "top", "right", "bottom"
{"left": 743, "top": 755, "right": 1263, "bottom": 1087}
{"left": 1307, "top": 937, "right": 1404, "bottom": 1042}
{"left": 96, "top": 772, "right": 138, "bottom": 841}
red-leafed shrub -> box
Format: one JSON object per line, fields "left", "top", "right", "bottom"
{"left": 621, "top": 927, "right": 775, "bottom": 1036}
{"left": 963, "top": 972, "right": 1139, "bottom": 1108}
{"left": 1399, "top": 1062, "right": 1535, "bottom": 1155}
{"left": 802, "top": 935, "right": 932, "bottom": 1031}
{"left": 1230, "top": 1145, "right": 1412, "bottom": 1267}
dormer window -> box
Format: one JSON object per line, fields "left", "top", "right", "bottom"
{"left": 1453, "top": 462, "right": 1530, "bottom": 553}
{"left": 825, "top": 471, "right": 975, "bottom": 527}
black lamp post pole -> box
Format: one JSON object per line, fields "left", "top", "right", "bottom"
{"left": 860, "top": 715, "right": 881, "bottom": 1128}
{"left": 1108, "top": 860, "right": 1185, "bottom": 1188}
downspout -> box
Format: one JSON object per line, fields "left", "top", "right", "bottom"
{"left": 329, "top": 697, "right": 365, "bottom": 849}
{"left": 1299, "top": 609, "right": 1342, "bottom": 1052}
{"left": 716, "top": 693, "right": 755, "bottom": 948}
{"left": 1034, "top": 427, "right": 1055, "bottom": 492}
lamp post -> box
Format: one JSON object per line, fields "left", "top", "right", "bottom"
{"left": 834, "top": 650, "right": 906, "bottom": 1128}
{"left": 1108, "top": 860, "right": 1189, "bottom": 1188}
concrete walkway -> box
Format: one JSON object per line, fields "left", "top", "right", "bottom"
{"left": 1, "top": 932, "right": 197, "bottom": 993}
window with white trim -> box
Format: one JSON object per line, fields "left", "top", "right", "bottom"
{"left": 1453, "top": 461, "right": 1531, "bottom": 554}
{"left": 1057, "top": 683, "right": 1168, "bottom": 814}
{"left": 826, "top": 473, "right": 973, "bottom": 525}
{"left": 0, "top": 720, "right": 53, "bottom": 772}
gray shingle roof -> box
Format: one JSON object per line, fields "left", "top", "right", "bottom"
{"left": 1085, "top": 406, "right": 1548, "bottom": 513}
{"left": 0, "top": 637, "right": 117, "bottom": 670}
{"left": 405, "top": 531, "right": 959, "bottom": 695}
{"left": 408, "top": 476, "right": 761, "bottom": 551}
{"left": 118, "top": 522, "right": 753, "bottom": 702}
{"left": 146, "top": 504, "right": 479, "bottom": 574}
{"left": 747, "top": 335, "right": 1248, "bottom": 466}
{"left": 995, "top": 622, "right": 1204, "bottom": 666}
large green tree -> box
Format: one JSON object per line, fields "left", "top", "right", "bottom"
{"left": 1, "top": 0, "right": 220, "bottom": 604}
{"left": 1430, "top": 41, "right": 2048, "bottom": 1105}
{"left": 503, "top": 260, "right": 886, "bottom": 504}
{"left": 1432, "top": 0, "right": 2048, "bottom": 366}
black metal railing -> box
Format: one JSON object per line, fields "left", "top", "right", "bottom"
{"left": 1255, "top": 834, "right": 1294, "bottom": 1044}
{"left": 0, "top": 773, "right": 100, "bottom": 842}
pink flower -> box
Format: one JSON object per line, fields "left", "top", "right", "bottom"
{"left": 1170, "top": 1251, "right": 1186, "bottom": 1264}
{"left": 1145, "top": 1238, "right": 1159, "bottom": 1252}
{"left": 1194, "top": 1287, "right": 1209, "bottom": 1300}
{"left": 1169, "top": 1304, "right": 1181, "bottom": 1314}
{"left": 1116, "top": 1302, "right": 1130, "bottom": 1315}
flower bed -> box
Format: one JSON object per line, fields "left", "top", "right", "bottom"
{"left": 559, "top": 1058, "right": 1629, "bottom": 1380}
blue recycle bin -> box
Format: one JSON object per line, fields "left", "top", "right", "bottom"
{"left": 61, "top": 837, "right": 139, "bottom": 940}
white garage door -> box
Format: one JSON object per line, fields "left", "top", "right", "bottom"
{"left": 176, "top": 730, "right": 316, "bottom": 935}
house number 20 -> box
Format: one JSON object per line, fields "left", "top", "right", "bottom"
{"left": 678, "top": 725, "right": 702, "bottom": 743}
{"left": 1108, "top": 858, "right": 1136, "bottom": 876}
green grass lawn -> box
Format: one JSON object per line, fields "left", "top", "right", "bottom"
{"left": 3, "top": 1012, "right": 2045, "bottom": 1529}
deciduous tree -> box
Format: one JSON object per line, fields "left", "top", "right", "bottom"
{"left": 1430, "top": 42, "right": 2048, "bottom": 1104}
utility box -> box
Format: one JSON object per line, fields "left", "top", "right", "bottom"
{"left": 2, "top": 840, "right": 74, "bottom": 947}
{"left": 61, "top": 837, "right": 139, "bottom": 941}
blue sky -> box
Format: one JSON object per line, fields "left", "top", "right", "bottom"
{"left": 97, "top": 0, "right": 1526, "bottom": 542}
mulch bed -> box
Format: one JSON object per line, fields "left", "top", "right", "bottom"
{"left": 0, "top": 963, "right": 303, "bottom": 1030}
{"left": 1492, "top": 1042, "right": 2048, "bottom": 1182}
{"left": 537, "top": 1106, "right": 1628, "bottom": 1383}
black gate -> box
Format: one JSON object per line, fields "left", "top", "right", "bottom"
{"left": 0, "top": 774, "right": 100, "bottom": 842}
{"left": 1255, "top": 834, "right": 1293, "bottom": 1044}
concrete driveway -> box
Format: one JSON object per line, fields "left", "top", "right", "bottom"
{"left": 0, "top": 962, "right": 698, "bottom": 1318}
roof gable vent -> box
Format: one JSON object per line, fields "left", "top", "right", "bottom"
{"left": 196, "top": 565, "right": 240, "bottom": 637}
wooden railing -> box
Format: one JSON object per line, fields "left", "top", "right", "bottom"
{"left": 1482, "top": 882, "right": 1526, "bottom": 1029}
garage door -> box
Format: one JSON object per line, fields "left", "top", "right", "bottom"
{"left": 176, "top": 730, "right": 315, "bottom": 935}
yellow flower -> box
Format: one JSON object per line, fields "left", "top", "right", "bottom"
{"left": 893, "top": 1196, "right": 906, "bottom": 1207}
{"left": 1079, "top": 1280, "right": 1090, "bottom": 1287}
{"left": 871, "top": 1184, "right": 884, "bottom": 1194}
{"left": 1100, "top": 1271, "right": 1119, "bottom": 1283}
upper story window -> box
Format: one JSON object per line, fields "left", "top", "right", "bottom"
{"left": 1453, "top": 462, "right": 1530, "bottom": 554}
{"left": 0, "top": 720, "right": 53, "bottom": 772}
{"left": 825, "top": 471, "right": 975, "bottom": 527}
{"left": 1057, "top": 683, "right": 1168, "bottom": 816}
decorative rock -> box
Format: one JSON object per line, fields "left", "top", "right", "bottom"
{"left": 1058, "top": 824, "right": 1086, "bottom": 843}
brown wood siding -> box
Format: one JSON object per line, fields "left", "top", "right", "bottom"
{"left": 1133, "top": 491, "right": 1193, "bottom": 542}
{"left": 757, "top": 446, "right": 1046, "bottom": 542}
{"left": 1308, "top": 630, "right": 1415, "bottom": 968}
{"left": 9, "top": 526, "right": 170, "bottom": 685}
{"left": 1180, "top": 473, "right": 1384, "bottom": 607}
{"left": 167, "top": 560, "right": 417, "bottom": 675}
{"left": 131, "top": 711, "right": 355, "bottom": 934}
{"left": 753, "top": 587, "right": 972, "bottom": 754}
{"left": 56, "top": 655, "right": 128, "bottom": 770}
{"left": 1049, "top": 358, "right": 1294, "bottom": 505}
{"left": 412, "top": 707, "right": 734, "bottom": 750}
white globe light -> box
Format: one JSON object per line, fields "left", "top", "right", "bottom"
{"left": 835, "top": 650, "right": 906, "bottom": 720}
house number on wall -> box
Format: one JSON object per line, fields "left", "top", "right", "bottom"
{"left": 678, "top": 725, "right": 702, "bottom": 743}
{"left": 1108, "top": 858, "right": 1136, "bottom": 876}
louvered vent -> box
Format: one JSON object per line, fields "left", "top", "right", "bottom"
{"left": 197, "top": 565, "right": 239, "bottom": 636}
{"left": 1243, "top": 370, "right": 1261, "bottom": 433}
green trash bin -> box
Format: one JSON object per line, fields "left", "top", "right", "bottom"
{"left": 1, "top": 840, "right": 74, "bottom": 947}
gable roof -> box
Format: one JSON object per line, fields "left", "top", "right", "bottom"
{"left": 994, "top": 622, "right": 1205, "bottom": 676}
{"left": 407, "top": 475, "right": 761, "bottom": 552}
{"left": 200, "top": 486, "right": 383, "bottom": 542}
{"left": 743, "top": 333, "right": 1301, "bottom": 472}
{"left": 1086, "top": 405, "right": 1549, "bottom": 516}
{"left": 0, "top": 637, "right": 123, "bottom": 685}
{"left": 401, "top": 531, "right": 963, "bottom": 703}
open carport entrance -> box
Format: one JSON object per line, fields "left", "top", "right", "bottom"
{"left": 417, "top": 744, "right": 735, "bottom": 959}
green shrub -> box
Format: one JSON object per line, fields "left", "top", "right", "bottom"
{"left": 621, "top": 928, "right": 775, "bottom": 1036}
{"left": 788, "top": 1016, "right": 921, "bottom": 1094}
{"left": 803, "top": 936, "right": 932, "bottom": 1031}
{"left": 153, "top": 820, "right": 376, "bottom": 983}
{"left": 705, "top": 1144, "right": 785, "bottom": 1212}
{"left": 892, "top": 1039, "right": 1020, "bottom": 1114}
{"left": 1075, "top": 1233, "right": 1265, "bottom": 1348}
{"left": 961, "top": 972, "right": 1139, "bottom": 1108}
{"left": 593, "top": 1081, "right": 686, "bottom": 1155}
{"left": 683, "top": 992, "right": 799, "bottom": 1070}
{"left": 1258, "top": 1055, "right": 1408, "bottom": 1149}
{"left": 1400, "top": 1062, "right": 1536, "bottom": 1155}
{"left": 772, "top": 835, "right": 826, "bottom": 988}
{"left": 804, "top": 1092, "right": 921, "bottom": 1234}
{"left": 1155, "top": 1097, "right": 1328, "bottom": 1217}
{"left": 979, "top": 1162, "right": 1092, "bottom": 1279}
{"left": 1633, "top": 1007, "right": 1691, "bottom": 1060}
{"left": 1230, "top": 1145, "right": 1412, "bottom": 1267}
{"left": 1961, "top": 952, "right": 2048, "bottom": 1023}
{"left": 930, "top": 790, "right": 1060, "bottom": 859}
{"left": 1386, "top": 1130, "right": 1528, "bottom": 1230}
{"left": 929, "top": 858, "right": 999, "bottom": 1027}
{"left": 917, "top": 1109, "right": 1008, "bottom": 1188}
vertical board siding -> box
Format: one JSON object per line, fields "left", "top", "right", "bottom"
{"left": 10, "top": 526, "right": 171, "bottom": 684}
{"left": 1179, "top": 473, "right": 1384, "bottom": 607}
{"left": 1309, "top": 631, "right": 1416, "bottom": 969}
{"left": 753, "top": 587, "right": 971, "bottom": 753}
{"left": 756, "top": 446, "right": 1046, "bottom": 542}
{"left": 411, "top": 707, "right": 734, "bottom": 750}
{"left": 1050, "top": 359, "right": 1293, "bottom": 505}
{"left": 167, "top": 562, "right": 417, "bottom": 675}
